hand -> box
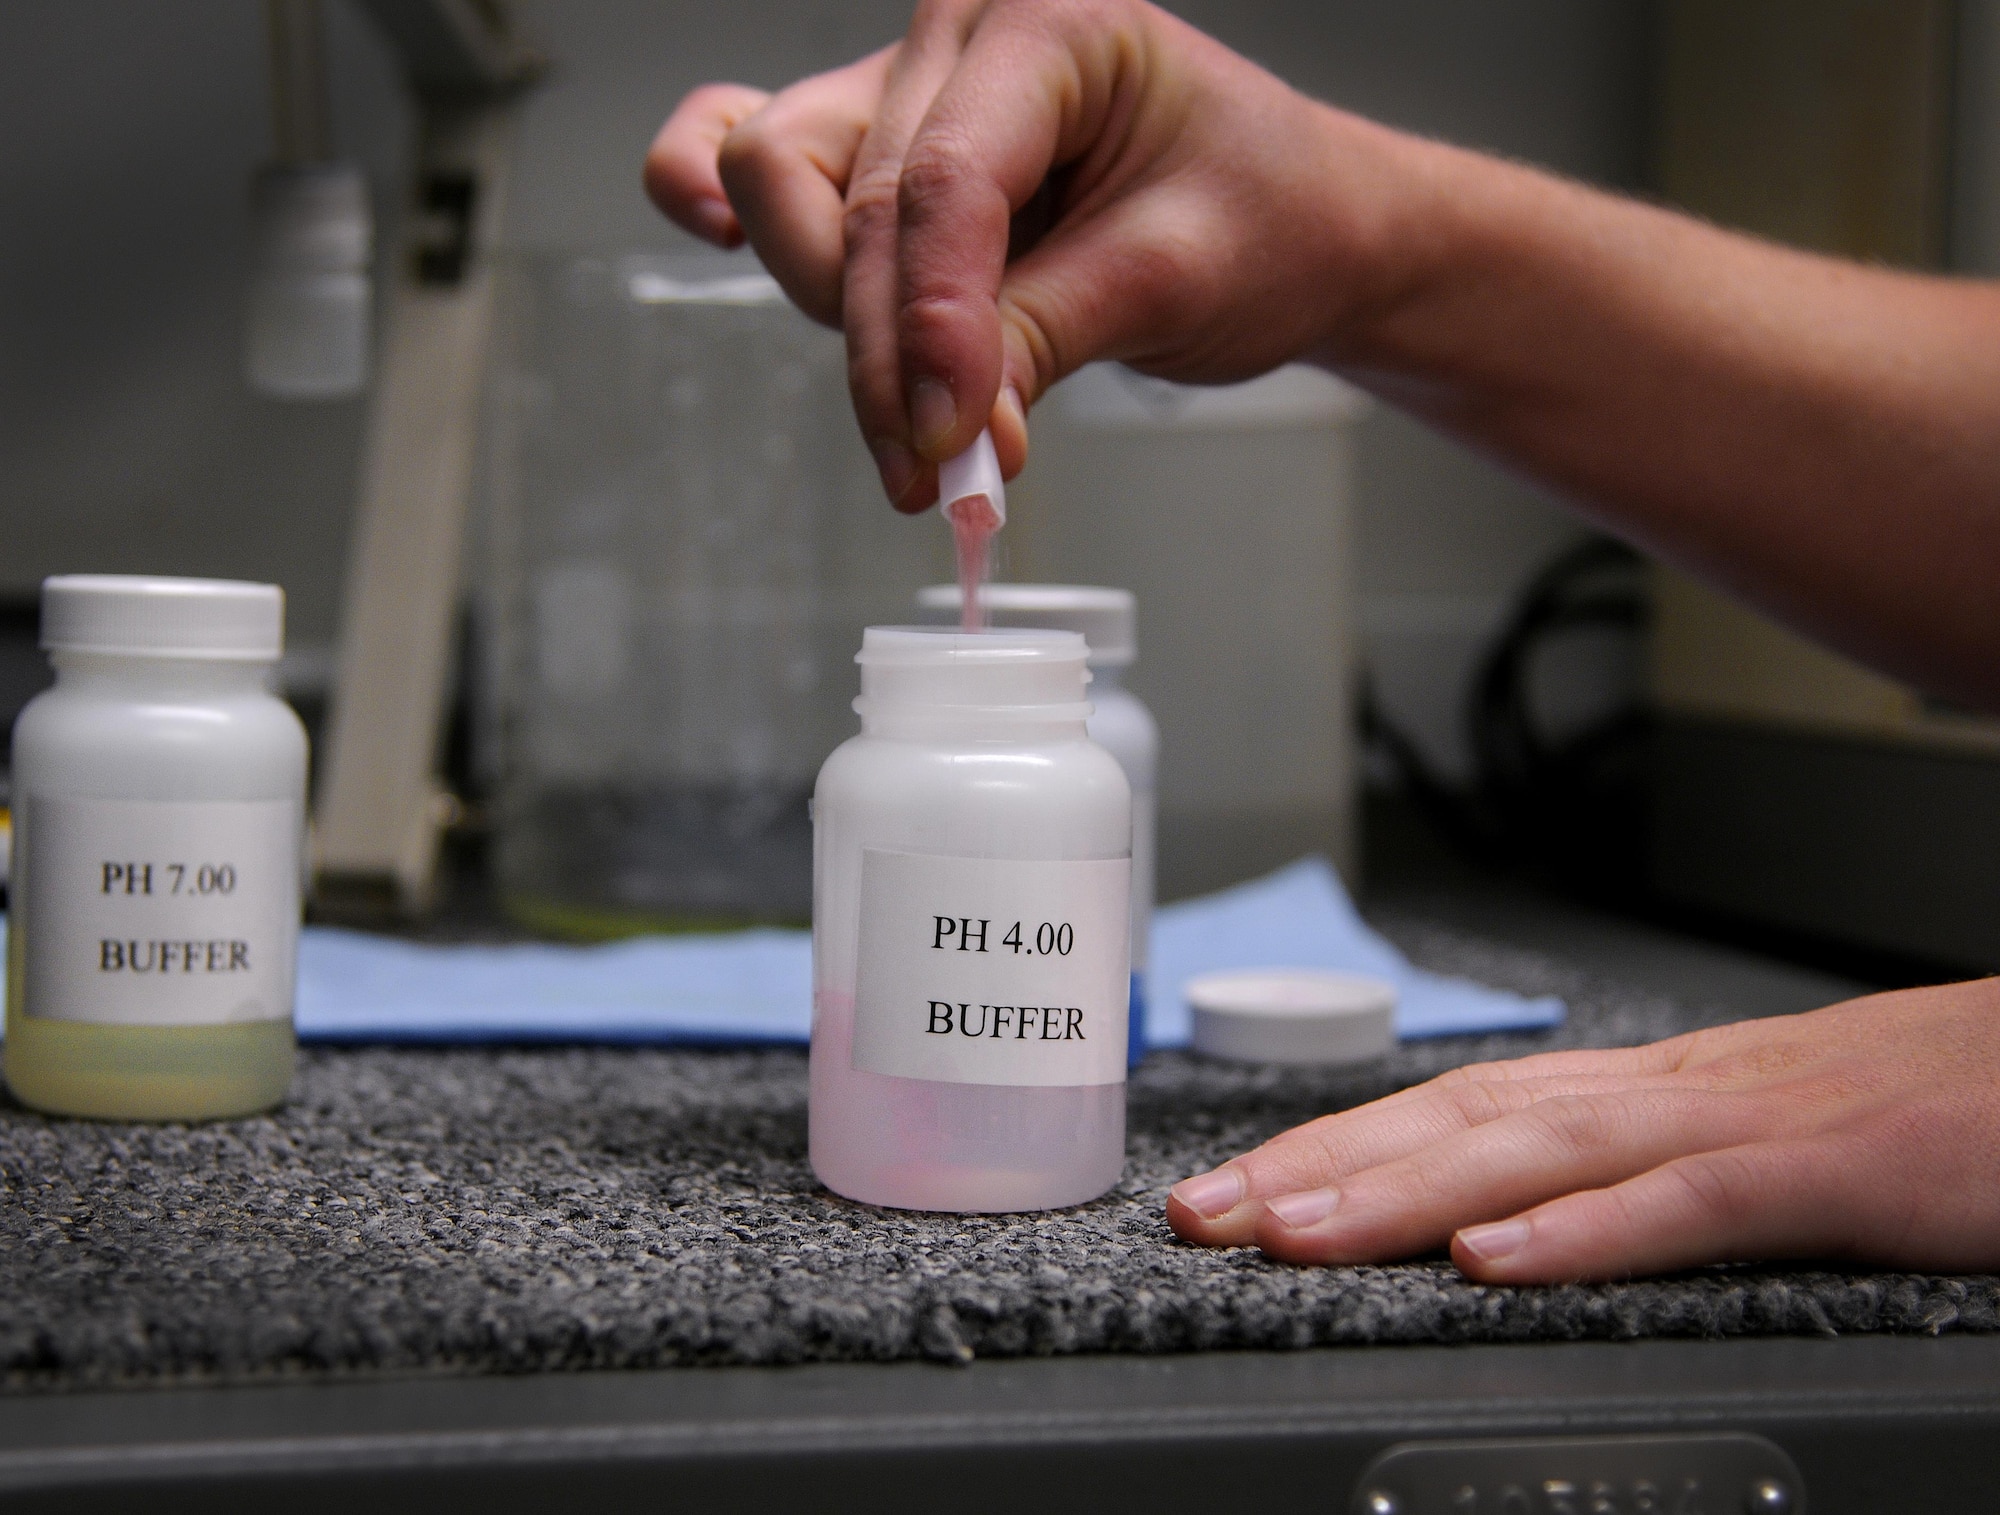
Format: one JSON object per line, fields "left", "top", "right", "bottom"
{"left": 644, "top": 0, "right": 1419, "bottom": 509}
{"left": 1167, "top": 980, "right": 2000, "bottom": 1280}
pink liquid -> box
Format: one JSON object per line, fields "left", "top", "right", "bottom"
{"left": 809, "top": 988, "right": 1126, "bottom": 1211}
{"left": 946, "top": 493, "right": 1002, "bottom": 629}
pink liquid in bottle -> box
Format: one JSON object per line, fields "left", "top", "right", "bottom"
{"left": 945, "top": 492, "right": 1002, "bottom": 629}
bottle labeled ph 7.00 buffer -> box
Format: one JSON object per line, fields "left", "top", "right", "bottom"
{"left": 5, "top": 576, "right": 306, "bottom": 1120}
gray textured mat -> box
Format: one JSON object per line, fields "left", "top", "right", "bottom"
{"left": 2, "top": 918, "right": 1995, "bottom": 1389}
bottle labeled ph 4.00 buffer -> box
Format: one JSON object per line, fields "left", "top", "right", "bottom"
{"left": 810, "top": 627, "right": 1132, "bottom": 1211}
{"left": 5, "top": 575, "right": 307, "bottom": 1120}
{"left": 917, "top": 583, "right": 1157, "bottom": 1064}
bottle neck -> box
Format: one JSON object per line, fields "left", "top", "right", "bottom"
{"left": 858, "top": 706, "right": 1091, "bottom": 742}
{"left": 854, "top": 628, "right": 1094, "bottom": 739}
{"left": 1090, "top": 662, "right": 1127, "bottom": 693}
{"left": 52, "top": 649, "right": 279, "bottom": 698}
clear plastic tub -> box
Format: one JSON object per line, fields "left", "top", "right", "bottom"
{"left": 481, "top": 254, "right": 950, "bottom": 932}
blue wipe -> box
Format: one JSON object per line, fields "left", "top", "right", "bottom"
{"left": 297, "top": 926, "right": 814, "bottom": 1045}
{"left": 1144, "top": 856, "right": 1564, "bottom": 1045}
{"left": 0, "top": 857, "right": 1562, "bottom": 1047}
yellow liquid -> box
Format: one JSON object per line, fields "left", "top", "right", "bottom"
{"left": 503, "top": 891, "right": 804, "bottom": 941}
{"left": 3, "top": 1012, "right": 293, "bottom": 1121}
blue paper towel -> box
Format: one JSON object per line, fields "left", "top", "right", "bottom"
{"left": 0, "top": 858, "right": 1562, "bottom": 1046}
{"left": 1146, "top": 857, "right": 1564, "bottom": 1043}
{"left": 297, "top": 926, "right": 814, "bottom": 1045}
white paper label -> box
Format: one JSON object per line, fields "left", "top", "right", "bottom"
{"left": 20, "top": 797, "right": 300, "bottom": 1025}
{"left": 851, "top": 849, "right": 1131, "bottom": 1087}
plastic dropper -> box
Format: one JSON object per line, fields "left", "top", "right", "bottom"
{"left": 938, "top": 428, "right": 1007, "bottom": 630}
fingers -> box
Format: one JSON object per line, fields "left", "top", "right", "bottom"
{"left": 891, "top": 3, "right": 1172, "bottom": 466}
{"left": 840, "top": 0, "right": 995, "bottom": 509}
{"left": 1168, "top": 1079, "right": 1543, "bottom": 1247}
{"left": 1167, "top": 1044, "right": 1696, "bottom": 1248}
{"left": 1250, "top": 1086, "right": 1773, "bottom": 1266}
{"left": 991, "top": 192, "right": 1211, "bottom": 410}
{"left": 717, "top": 51, "right": 894, "bottom": 325}
{"left": 1450, "top": 1139, "right": 1868, "bottom": 1283}
{"left": 1171, "top": 983, "right": 2000, "bottom": 1278}
{"left": 645, "top": 83, "right": 772, "bottom": 245}
{"left": 649, "top": 2, "right": 1217, "bottom": 504}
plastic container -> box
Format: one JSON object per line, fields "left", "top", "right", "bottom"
{"left": 4, "top": 576, "right": 307, "bottom": 1120}
{"left": 810, "top": 626, "right": 1132, "bottom": 1211}
{"left": 1186, "top": 969, "right": 1397, "bottom": 1065}
{"left": 482, "top": 253, "right": 949, "bottom": 935}
{"left": 1023, "top": 364, "right": 1367, "bottom": 893}
{"left": 918, "top": 585, "right": 1156, "bottom": 1063}
{"left": 243, "top": 162, "right": 373, "bottom": 400}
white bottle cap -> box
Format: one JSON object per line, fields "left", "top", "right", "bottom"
{"left": 937, "top": 427, "right": 1007, "bottom": 527}
{"left": 41, "top": 576, "right": 286, "bottom": 662}
{"left": 916, "top": 584, "right": 1136, "bottom": 667}
{"left": 1185, "top": 969, "right": 1397, "bottom": 1066}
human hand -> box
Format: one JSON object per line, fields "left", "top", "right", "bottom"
{"left": 1167, "top": 980, "right": 2000, "bottom": 1280}
{"left": 644, "top": 0, "right": 1419, "bottom": 509}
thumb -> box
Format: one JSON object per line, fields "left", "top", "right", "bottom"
{"left": 891, "top": 9, "right": 1145, "bottom": 462}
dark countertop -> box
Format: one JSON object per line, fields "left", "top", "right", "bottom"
{"left": 4, "top": 1335, "right": 1997, "bottom": 1513}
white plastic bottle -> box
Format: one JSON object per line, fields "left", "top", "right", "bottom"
{"left": 5, "top": 576, "right": 307, "bottom": 1120}
{"left": 811, "top": 626, "right": 1132, "bottom": 1211}
{"left": 918, "top": 584, "right": 1157, "bottom": 1063}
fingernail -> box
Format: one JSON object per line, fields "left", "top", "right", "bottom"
{"left": 690, "top": 196, "right": 737, "bottom": 243}
{"left": 909, "top": 377, "right": 957, "bottom": 455}
{"left": 870, "top": 439, "right": 919, "bottom": 506}
{"left": 1265, "top": 1187, "right": 1341, "bottom": 1230}
{"left": 1169, "top": 1166, "right": 1245, "bottom": 1221}
{"left": 996, "top": 383, "right": 1026, "bottom": 434}
{"left": 1456, "top": 1217, "right": 1532, "bottom": 1264}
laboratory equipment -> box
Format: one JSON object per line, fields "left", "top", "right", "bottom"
{"left": 245, "top": 162, "right": 373, "bottom": 400}
{"left": 1009, "top": 362, "right": 1365, "bottom": 899}
{"left": 308, "top": 0, "right": 543, "bottom": 916}
{"left": 244, "top": 0, "right": 371, "bottom": 400}
{"left": 482, "top": 255, "right": 947, "bottom": 932}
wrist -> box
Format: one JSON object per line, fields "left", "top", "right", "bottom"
{"left": 1298, "top": 106, "right": 1481, "bottom": 374}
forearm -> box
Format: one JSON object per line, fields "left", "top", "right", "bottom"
{"left": 1321, "top": 115, "right": 2000, "bottom": 707}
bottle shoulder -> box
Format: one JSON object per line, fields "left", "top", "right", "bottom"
{"left": 13, "top": 687, "right": 307, "bottom": 799}
{"left": 819, "top": 729, "right": 1128, "bottom": 789}
{"left": 815, "top": 731, "right": 1130, "bottom": 852}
